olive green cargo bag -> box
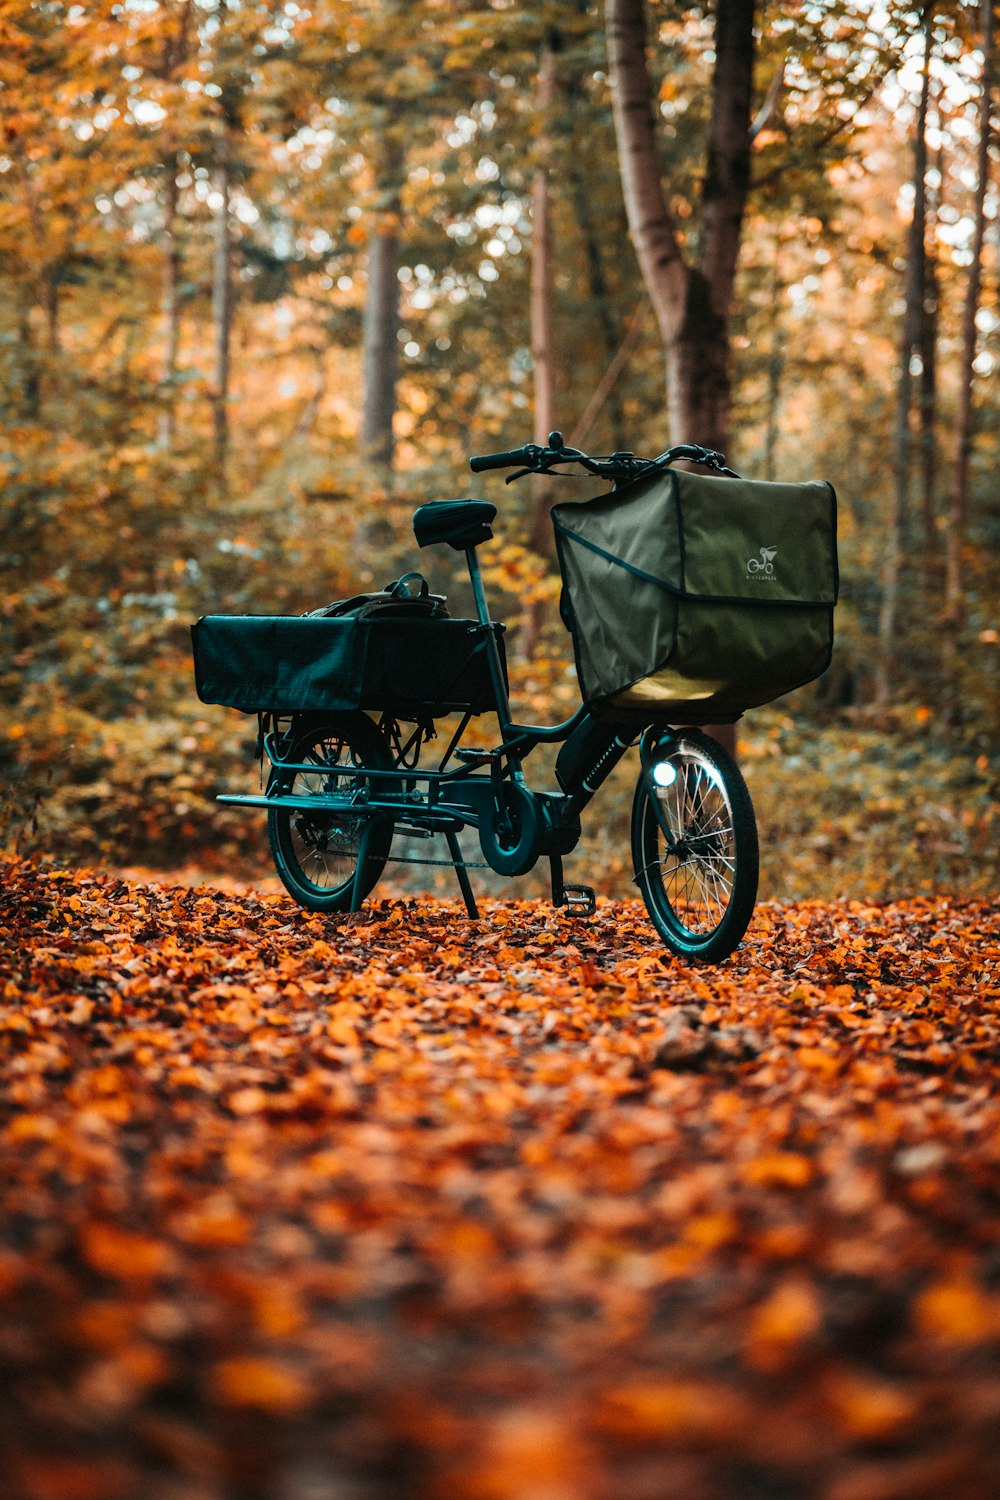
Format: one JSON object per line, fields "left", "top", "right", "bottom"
{"left": 551, "top": 468, "right": 838, "bottom": 724}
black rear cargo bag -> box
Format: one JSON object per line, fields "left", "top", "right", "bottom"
{"left": 191, "top": 614, "right": 504, "bottom": 718}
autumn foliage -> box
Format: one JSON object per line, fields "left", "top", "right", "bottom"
{"left": 1, "top": 856, "right": 998, "bottom": 1499}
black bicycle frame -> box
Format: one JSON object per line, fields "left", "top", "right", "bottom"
{"left": 218, "top": 537, "right": 640, "bottom": 916}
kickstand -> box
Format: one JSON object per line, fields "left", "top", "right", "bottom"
{"left": 549, "top": 854, "right": 597, "bottom": 918}
{"left": 446, "top": 831, "right": 479, "bottom": 920}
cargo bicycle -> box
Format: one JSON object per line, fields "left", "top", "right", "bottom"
{"left": 193, "top": 435, "right": 838, "bottom": 963}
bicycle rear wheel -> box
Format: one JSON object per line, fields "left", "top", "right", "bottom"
{"left": 631, "top": 729, "right": 758, "bottom": 962}
{"left": 267, "top": 714, "right": 394, "bottom": 912}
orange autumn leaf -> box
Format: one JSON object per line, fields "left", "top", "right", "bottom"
{"left": 914, "top": 1278, "right": 993, "bottom": 1344}
{"left": 745, "top": 1277, "right": 823, "bottom": 1371}
{"left": 597, "top": 1379, "right": 750, "bottom": 1442}
{"left": 451, "top": 1408, "right": 593, "bottom": 1498}
{"left": 79, "top": 1223, "right": 175, "bottom": 1284}
{"left": 823, "top": 1368, "right": 920, "bottom": 1440}
{"left": 741, "top": 1151, "right": 814, "bottom": 1188}
{"left": 210, "top": 1357, "right": 308, "bottom": 1413}
{"left": 173, "top": 1196, "right": 249, "bottom": 1247}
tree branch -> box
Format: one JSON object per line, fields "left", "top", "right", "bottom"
{"left": 750, "top": 58, "right": 785, "bottom": 142}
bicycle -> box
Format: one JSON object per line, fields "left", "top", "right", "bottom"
{"left": 196, "top": 434, "right": 766, "bottom": 963}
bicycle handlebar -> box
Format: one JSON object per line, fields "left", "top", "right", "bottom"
{"left": 468, "top": 445, "right": 540, "bottom": 473}
{"left": 469, "top": 433, "right": 736, "bottom": 483}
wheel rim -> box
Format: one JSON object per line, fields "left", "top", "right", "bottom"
{"left": 642, "top": 747, "right": 738, "bottom": 937}
{"left": 285, "top": 734, "right": 370, "bottom": 893}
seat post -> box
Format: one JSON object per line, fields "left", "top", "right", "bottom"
{"left": 465, "top": 543, "right": 491, "bottom": 629}
{"left": 465, "top": 545, "right": 515, "bottom": 739}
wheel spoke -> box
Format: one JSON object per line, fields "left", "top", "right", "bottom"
{"left": 633, "top": 732, "right": 758, "bottom": 961}
{"left": 268, "top": 717, "right": 395, "bottom": 912}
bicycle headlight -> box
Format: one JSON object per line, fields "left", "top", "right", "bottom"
{"left": 652, "top": 761, "right": 678, "bottom": 788}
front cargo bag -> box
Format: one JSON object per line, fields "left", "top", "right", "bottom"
{"left": 551, "top": 468, "right": 838, "bottom": 724}
{"left": 191, "top": 615, "right": 505, "bottom": 719}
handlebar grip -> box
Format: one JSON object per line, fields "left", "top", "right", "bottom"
{"left": 469, "top": 447, "right": 533, "bottom": 473}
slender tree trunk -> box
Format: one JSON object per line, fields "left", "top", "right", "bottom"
{"left": 945, "top": 0, "right": 992, "bottom": 626}
{"left": 42, "top": 272, "right": 61, "bottom": 412}
{"left": 763, "top": 236, "right": 785, "bottom": 482}
{"left": 156, "top": 2, "right": 191, "bottom": 453}
{"left": 158, "top": 164, "right": 181, "bottom": 452}
{"left": 919, "top": 117, "right": 942, "bottom": 567}
{"left": 521, "top": 38, "right": 558, "bottom": 660}
{"left": 529, "top": 43, "right": 556, "bottom": 496}
{"left": 919, "top": 180, "right": 939, "bottom": 559}
{"left": 45, "top": 275, "right": 59, "bottom": 355}
{"left": 360, "top": 215, "right": 401, "bottom": 468}
{"left": 19, "top": 307, "right": 40, "bottom": 422}
{"left": 877, "top": 5, "right": 933, "bottom": 704}
{"left": 211, "top": 154, "right": 232, "bottom": 470}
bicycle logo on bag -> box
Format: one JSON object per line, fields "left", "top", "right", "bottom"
{"left": 747, "top": 546, "right": 777, "bottom": 579}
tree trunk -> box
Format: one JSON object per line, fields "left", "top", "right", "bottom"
{"left": 945, "top": 0, "right": 992, "bottom": 626}
{"left": 360, "top": 216, "right": 401, "bottom": 468}
{"left": 763, "top": 243, "right": 785, "bottom": 482}
{"left": 667, "top": 270, "right": 732, "bottom": 452}
{"left": 155, "top": 2, "right": 191, "bottom": 453}
{"left": 19, "top": 307, "right": 40, "bottom": 422}
{"left": 920, "top": 86, "right": 944, "bottom": 563}
{"left": 919, "top": 198, "right": 939, "bottom": 559}
{"left": 606, "top": 0, "right": 754, "bottom": 453}
{"left": 691, "top": 0, "right": 754, "bottom": 452}
{"left": 877, "top": 5, "right": 933, "bottom": 704}
{"left": 529, "top": 42, "right": 556, "bottom": 518}
{"left": 211, "top": 154, "right": 232, "bottom": 470}
{"left": 45, "top": 273, "right": 60, "bottom": 356}
{"left": 605, "top": 0, "right": 688, "bottom": 370}
{"left": 158, "top": 164, "right": 181, "bottom": 453}
{"left": 520, "top": 38, "right": 558, "bottom": 660}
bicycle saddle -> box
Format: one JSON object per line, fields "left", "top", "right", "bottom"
{"left": 413, "top": 499, "right": 496, "bottom": 551}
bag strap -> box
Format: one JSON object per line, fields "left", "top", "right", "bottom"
{"left": 306, "top": 572, "right": 448, "bottom": 619}
{"left": 383, "top": 571, "right": 430, "bottom": 599}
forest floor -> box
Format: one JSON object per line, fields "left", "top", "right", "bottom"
{"left": 1, "top": 857, "right": 999, "bottom": 1500}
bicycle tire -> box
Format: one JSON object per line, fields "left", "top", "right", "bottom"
{"left": 267, "top": 714, "right": 394, "bottom": 912}
{"left": 631, "top": 729, "right": 758, "bottom": 963}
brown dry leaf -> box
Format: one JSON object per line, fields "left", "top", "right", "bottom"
{"left": 913, "top": 1277, "right": 994, "bottom": 1344}
{"left": 1, "top": 860, "right": 999, "bottom": 1500}
{"left": 744, "top": 1276, "right": 823, "bottom": 1371}
{"left": 823, "top": 1367, "right": 921, "bottom": 1440}
{"left": 209, "top": 1356, "right": 309, "bottom": 1414}
{"left": 79, "top": 1223, "right": 176, "bottom": 1284}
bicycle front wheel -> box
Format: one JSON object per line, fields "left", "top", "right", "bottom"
{"left": 631, "top": 729, "right": 758, "bottom": 963}
{"left": 267, "top": 714, "right": 395, "bottom": 912}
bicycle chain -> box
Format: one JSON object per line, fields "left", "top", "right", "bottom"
{"left": 384, "top": 853, "right": 490, "bottom": 870}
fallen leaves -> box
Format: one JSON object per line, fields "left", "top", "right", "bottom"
{"left": 1, "top": 857, "right": 999, "bottom": 1499}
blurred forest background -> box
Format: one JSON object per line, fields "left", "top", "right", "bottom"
{"left": 1, "top": 0, "right": 997, "bottom": 903}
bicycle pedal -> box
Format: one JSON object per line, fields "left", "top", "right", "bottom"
{"left": 560, "top": 884, "right": 597, "bottom": 917}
